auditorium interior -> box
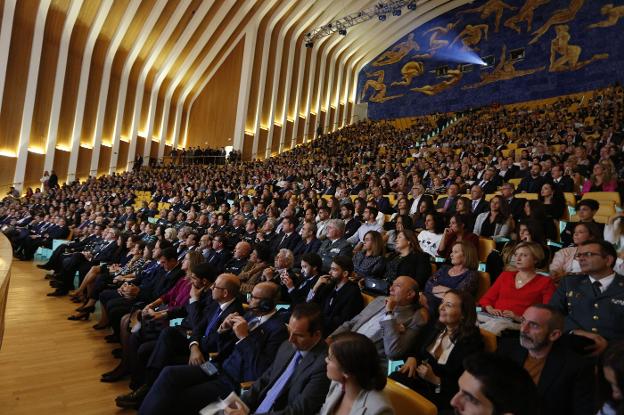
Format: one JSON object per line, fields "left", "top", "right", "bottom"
{"left": 1, "top": 0, "right": 623, "bottom": 414}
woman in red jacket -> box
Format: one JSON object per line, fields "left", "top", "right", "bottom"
{"left": 479, "top": 241, "right": 555, "bottom": 322}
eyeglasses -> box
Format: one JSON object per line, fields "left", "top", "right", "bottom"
{"left": 212, "top": 285, "right": 227, "bottom": 291}
{"left": 574, "top": 252, "right": 603, "bottom": 259}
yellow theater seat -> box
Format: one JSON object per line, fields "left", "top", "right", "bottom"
{"left": 476, "top": 271, "right": 491, "bottom": 302}
{"left": 385, "top": 379, "right": 437, "bottom": 415}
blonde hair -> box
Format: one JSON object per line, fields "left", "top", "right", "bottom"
{"left": 513, "top": 241, "right": 545, "bottom": 267}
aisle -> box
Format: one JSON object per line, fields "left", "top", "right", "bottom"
{"left": 0, "top": 260, "right": 132, "bottom": 414}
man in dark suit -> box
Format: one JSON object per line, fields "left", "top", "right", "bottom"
{"left": 517, "top": 164, "right": 546, "bottom": 193}
{"left": 372, "top": 186, "right": 393, "bottom": 214}
{"left": 236, "top": 303, "right": 330, "bottom": 415}
{"left": 37, "top": 224, "right": 103, "bottom": 272}
{"left": 550, "top": 241, "right": 624, "bottom": 355}
{"left": 283, "top": 253, "right": 323, "bottom": 305}
{"left": 469, "top": 185, "right": 489, "bottom": 217}
{"left": 114, "top": 271, "right": 243, "bottom": 405}
{"left": 476, "top": 168, "right": 498, "bottom": 194}
{"left": 271, "top": 216, "right": 302, "bottom": 257}
{"left": 550, "top": 164, "right": 574, "bottom": 193}
{"left": 311, "top": 255, "right": 364, "bottom": 336}
{"left": 224, "top": 241, "right": 251, "bottom": 275}
{"left": 137, "top": 282, "right": 288, "bottom": 414}
{"left": 500, "top": 182, "right": 525, "bottom": 222}
{"left": 204, "top": 233, "right": 232, "bottom": 273}
{"left": 436, "top": 183, "right": 460, "bottom": 214}
{"left": 498, "top": 304, "right": 595, "bottom": 415}
{"left": 48, "top": 227, "right": 119, "bottom": 296}
{"left": 340, "top": 203, "right": 361, "bottom": 240}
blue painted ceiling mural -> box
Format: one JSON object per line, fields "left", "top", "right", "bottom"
{"left": 358, "top": 0, "right": 624, "bottom": 119}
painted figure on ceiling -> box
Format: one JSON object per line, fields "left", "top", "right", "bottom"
{"left": 423, "top": 20, "right": 462, "bottom": 52}
{"left": 450, "top": 24, "right": 489, "bottom": 51}
{"left": 372, "top": 33, "right": 421, "bottom": 67}
{"left": 529, "top": 0, "right": 585, "bottom": 44}
{"left": 588, "top": 4, "right": 624, "bottom": 29}
{"left": 410, "top": 68, "right": 463, "bottom": 96}
{"left": 457, "top": 0, "right": 517, "bottom": 32}
{"left": 549, "top": 24, "right": 608, "bottom": 72}
{"left": 392, "top": 61, "right": 425, "bottom": 86}
{"left": 504, "top": 0, "right": 551, "bottom": 33}
{"left": 361, "top": 70, "right": 404, "bottom": 102}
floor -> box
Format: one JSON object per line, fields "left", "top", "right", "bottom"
{"left": 0, "top": 259, "right": 134, "bottom": 414}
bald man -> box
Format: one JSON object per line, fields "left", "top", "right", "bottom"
{"left": 330, "top": 276, "right": 428, "bottom": 371}
{"left": 224, "top": 241, "right": 252, "bottom": 275}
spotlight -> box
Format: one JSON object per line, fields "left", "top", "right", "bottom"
{"left": 392, "top": 9, "right": 401, "bottom": 16}
{"left": 407, "top": 1, "right": 417, "bottom": 10}
{"left": 305, "top": 41, "right": 314, "bottom": 48}
{"left": 338, "top": 28, "right": 347, "bottom": 36}
{"left": 378, "top": 14, "right": 386, "bottom": 21}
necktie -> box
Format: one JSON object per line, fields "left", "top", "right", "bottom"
{"left": 592, "top": 281, "right": 602, "bottom": 296}
{"left": 248, "top": 317, "right": 261, "bottom": 332}
{"left": 255, "top": 351, "right": 303, "bottom": 413}
{"left": 204, "top": 307, "right": 222, "bottom": 336}
{"left": 444, "top": 198, "right": 451, "bottom": 210}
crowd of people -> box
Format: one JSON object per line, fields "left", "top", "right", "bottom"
{"left": 1, "top": 84, "right": 624, "bottom": 414}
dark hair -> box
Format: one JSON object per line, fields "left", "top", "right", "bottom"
{"left": 158, "top": 239, "right": 174, "bottom": 250}
{"left": 438, "top": 289, "right": 479, "bottom": 343}
{"left": 426, "top": 212, "right": 446, "bottom": 234}
{"left": 283, "top": 216, "right": 299, "bottom": 228}
{"left": 572, "top": 222, "right": 601, "bottom": 242}
{"left": 331, "top": 255, "right": 354, "bottom": 274}
{"left": 301, "top": 252, "right": 322, "bottom": 271}
{"left": 599, "top": 341, "right": 624, "bottom": 415}
{"left": 581, "top": 240, "right": 618, "bottom": 262}
{"left": 291, "top": 302, "right": 323, "bottom": 335}
{"left": 159, "top": 247, "right": 178, "bottom": 261}
{"left": 490, "top": 195, "right": 510, "bottom": 223}
{"left": 341, "top": 203, "right": 355, "bottom": 214}
{"left": 577, "top": 198, "right": 600, "bottom": 211}
{"left": 190, "top": 263, "right": 217, "bottom": 283}
{"left": 365, "top": 206, "right": 379, "bottom": 218}
{"left": 396, "top": 214, "right": 413, "bottom": 230}
{"left": 400, "top": 229, "right": 422, "bottom": 253}
{"left": 519, "top": 218, "right": 546, "bottom": 245}
{"left": 254, "top": 244, "right": 272, "bottom": 263}
{"left": 463, "top": 353, "right": 539, "bottom": 415}
{"left": 330, "top": 332, "right": 386, "bottom": 391}
{"left": 526, "top": 199, "right": 547, "bottom": 222}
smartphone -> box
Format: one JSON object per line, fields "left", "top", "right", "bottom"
{"left": 199, "top": 361, "right": 219, "bottom": 377}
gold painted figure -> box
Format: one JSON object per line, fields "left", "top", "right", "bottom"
{"left": 457, "top": 0, "right": 517, "bottom": 32}
{"left": 529, "top": 0, "right": 584, "bottom": 44}
{"left": 392, "top": 61, "right": 425, "bottom": 86}
{"left": 504, "top": 0, "right": 551, "bottom": 33}
{"left": 410, "top": 68, "right": 463, "bottom": 96}
{"left": 423, "top": 20, "right": 461, "bottom": 51}
{"left": 361, "top": 70, "right": 404, "bottom": 102}
{"left": 372, "top": 33, "right": 421, "bottom": 67}
{"left": 463, "top": 45, "right": 545, "bottom": 89}
{"left": 450, "top": 24, "right": 489, "bottom": 51}
{"left": 549, "top": 25, "right": 608, "bottom": 72}
{"left": 588, "top": 4, "right": 624, "bottom": 29}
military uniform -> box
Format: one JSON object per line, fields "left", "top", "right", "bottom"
{"left": 550, "top": 274, "right": 624, "bottom": 340}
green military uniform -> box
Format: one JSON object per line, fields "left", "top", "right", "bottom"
{"left": 550, "top": 274, "right": 624, "bottom": 340}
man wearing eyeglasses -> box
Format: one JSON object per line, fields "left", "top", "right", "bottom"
{"left": 550, "top": 240, "right": 624, "bottom": 356}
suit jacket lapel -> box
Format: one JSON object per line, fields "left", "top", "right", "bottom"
{"left": 537, "top": 342, "right": 565, "bottom": 395}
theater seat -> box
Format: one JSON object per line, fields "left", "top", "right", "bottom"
{"left": 476, "top": 271, "right": 491, "bottom": 302}
{"left": 582, "top": 191, "right": 621, "bottom": 206}
{"left": 480, "top": 328, "right": 497, "bottom": 352}
{"left": 478, "top": 238, "right": 495, "bottom": 263}
{"left": 385, "top": 378, "right": 437, "bottom": 415}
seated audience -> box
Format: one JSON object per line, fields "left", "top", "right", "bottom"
{"left": 549, "top": 222, "right": 601, "bottom": 282}
{"left": 318, "top": 333, "right": 393, "bottom": 415}
{"left": 352, "top": 230, "right": 386, "bottom": 280}
{"left": 597, "top": 341, "right": 624, "bottom": 415}
{"left": 479, "top": 242, "right": 556, "bottom": 327}
{"left": 390, "top": 290, "right": 484, "bottom": 410}
{"left": 550, "top": 241, "right": 624, "bottom": 355}
{"left": 498, "top": 304, "right": 595, "bottom": 415}
{"left": 317, "top": 219, "right": 353, "bottom": 273}
{"left": 424, "top": 241, "right": 479, "bottom": 313}
{"left": 417, "top": 213, "right": 445, "bottom": 257}
{"left": 561, "top": 199, "right": 605, "bottom": 246}
{"left": 282, "top": 252, "right": 323, "bottom": 304}
{"left": 437, "top": 214, "right": 479, "bottom": 260}
{"left": 450, "top": 353, "right": 539, "bottom": 415}
{"left": 473, "top": 195, "right": 513, "bottom": 239}
{"left": 384, "top": 229, "right": 431, "bottom": 288}
{"left": 137, "top": 282, "right": 288, "bottom": 414}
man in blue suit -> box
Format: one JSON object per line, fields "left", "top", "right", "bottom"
{"left": 136, "top": 282, "right": 288, "bottom": 414}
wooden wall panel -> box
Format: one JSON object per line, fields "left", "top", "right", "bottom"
{"left": 117, "top": 140, "right": 129, "bottom": 171}
{"left": 97, "top": 145, "right": 111, "bottom": 175}
{"left": 242, "top": 132, "right": 253, "bottom": 161}
{"left": 150, "top": 140, "right": 158, "bottom": 160}
{"left": 0, "top": 0, "right": 38, "bottom": 152}
{"left": 76, "top": 146, "right": 92, "bottom": 179}
{"left": 307, "top": 114, "right": 316, "bottom": 142}
{"left": 299, "top": 48, "right": 312, "bottom": 114}
{"left": 271, "top": 124, "right": 280, "bottom": 155}
{"left": 329, "top": 107, "right": 336, "bottom": 131}
{"left": 52, "top": 149, "right": 69, "bottom": 185}
{"left": 80, "top": 36, "right": 108, "bottom": 146}
{"left": 186, "top": 37, "right": 244, "bottom": 149}
{"left": 296, "top": 116, "right": 304, "bottom": 145}
{"left": 283, "top": 120, "right": 293, "bottom": 151}
{"left": 24, "top": 152, "right": 45, "bottom": 190}
{"left": 0, "top": 157, "right": 17, "bottom": 196}
{"left": 257, "top": 128, "right": 267, "bottom": 160}
{"left": 30, "top": 5, "right": 66, "bottom": 149}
